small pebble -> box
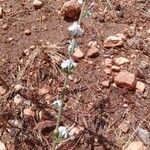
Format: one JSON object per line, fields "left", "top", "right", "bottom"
{"left": 29, "top": 45, "right": 36, "bottom": 50}
{"left": 33, "top": 0, "right": 43, "bottom": 9}
{"left": 24, "top": 108, "right": 35, "bottom": 117}
{"left": 0, "top": 86, "right": 7, "bottom": 96}
{"left": 24, "top": 29, "right": 31, "bottom": 35}
{"left": 14, "top": 94, "right": 23, "bottom": 105}
{"left": 101, "top": 80, "right": 110, "bottom": 88}
{"left": 2, "top": 24, "right": 8, "bottom": 30}
{"left": 118, "top": 121, "right": 130, "bottom": 133}
{"left": 104, "top": 68, "right": 112, "bottom": 75}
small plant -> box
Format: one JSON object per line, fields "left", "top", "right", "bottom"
{"left": 52, "top": 1, "right": 85, "bottom": 149}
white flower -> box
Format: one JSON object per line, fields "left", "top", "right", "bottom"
{"left": 61, "top": 59, "right": 77, "bottom": 73}
{"left": 58, "top": 126, "right": 68, "bottom": 139}
{"left": 78, "top": 0, "right": 83, "bottom": 4}
{"left": 68, "top": 22, "right": 84, "bottom": 36}
{"left": 52, "top": 99, "right": 62, "bottom": 108}
{"left": 68, "top": 39, "right": 76, "bottom": 54}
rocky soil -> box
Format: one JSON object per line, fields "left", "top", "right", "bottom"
{"left": 0, "top": 0, "right": 150, "bottom": 150}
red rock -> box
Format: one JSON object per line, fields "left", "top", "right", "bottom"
{"left": 0, "top": 86, "right": 7, "bottom": 96}
{"left": 104, "top": 68, "right": 112, "bottom": 75}
{"left": 14, "top": 94, "right": 23, "bottom": 105}
{"left": 61, "top": 0, "right": 81, "bottom": 21}
{"left": 24, "top": 108, "right": 35, "bottom": 117}
{"left": 125, "top": 141, "right": 146, "bottom": 150}
{"left": 69, "top": 126, "right": 84, "bottom": 136}
{"left": 104, "top": 35, "right": 123, "bottom": 48}
{"left": 14, "top": 84, "right": 22, "bottom": 91}
{"left": 88, "top": 41, "right": 97, "bottom": 47}
{"left": 105, "top": 58, "right": 112, "bottom": 67}
{"left": 88, "top": 60, "right": 94, "bottom": 64}
{"left": 136, "top": 81, "right": 145, "bottom": 93}
{"left": 112, "top": 65, "right": 120, "bottom": 71}
{"left": 147, "top": 29, "right": 150, "bottom": 34}
{"left": 87, "top": 46, "right": 99, "bottom": 58}
{"left": 24, "top": 29, "right": 31, "bottom": 35}
{"left": 39, "top": 87, "right": 49, "bottom": 96}
{"left": 101, "top": 80, "right": 110, "bottom": 88}
{"left": 118, "top": 121, "right": 130, "bottom": 133}
{"left": 33, "top": 0, "right": 43, "bottom": 9}
{"left": 114, "top": 71, "right": 136, "bottom": 89}
{"left": 73, "top": 47, "right": 84, "bottom": 59}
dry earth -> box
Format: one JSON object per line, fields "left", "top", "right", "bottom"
{"left": 0, "top": 0, "right": 150, "bottom": 150}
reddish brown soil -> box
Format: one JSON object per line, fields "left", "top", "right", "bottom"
{"left": 0, "top": 0, "right": 150, "bottom": 150}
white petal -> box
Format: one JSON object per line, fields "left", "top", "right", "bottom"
{"left": 58, "top": 126, "right": 68, "bottom": 139}
{"left": 68, "top": 22, "right": 84, "bottom": 36}
{"left": 78, "top": 0, "right": 83, "bottom": 4}
{"left": 52, "top": 99, "right": 62, "bottom": 108}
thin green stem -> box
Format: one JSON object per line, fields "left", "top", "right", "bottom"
{"left": 52, "top": 74, "right": 69, "bottom": 150}
{"left": 78, "top": 0, "right": 86, "bottom": 24}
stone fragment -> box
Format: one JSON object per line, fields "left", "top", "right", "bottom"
{"left": 112, "top": 65, "right": 120, "bottom": 71}
{"left": 69, "top": 126, "right": 84, "bottom": 136}
{"left": 24, "top": 29, "right": 31, "bottom": 35}
{"left": 105, "top": 58, "right": 112, "bottom": 67}
{"left": 114, "top": 57, "right": 130, "bottom": 65}
{"left": 73, "top": 47, "right": 84, "bottom": 59}
{"left": 61, "top": 0, "right": 81, "bottom": 21}
{"left": 87, "top": 46, "right": 99, "bottom": 58}
{"left": 23, "top": 108, "right": 35, "bottom": 117}
{"left": 14, "top": 94, "right": 23, "bottom": 105}
{"left": 125, "top": 141, "right": 146, "bottom": 150}
{"left": 104, "top": 35, "right": 123, "bottom": 48}
{"left": 101, "top": 80, "right": 110, "bottom": 88}
{"left": 137, "top": 128, "right": 149, "bottom": 145}
{"left": 29, "top": 45, "right": 36, "bottom": 50}
{"left": 136, "top": 81, "right": 145, "bottom": 93}
{"left": 2, "top": 24, "right": 8, "bottom": 30}
{"left": 104, "top": 68, "right": 112, "bottom": 75}
{"left": 39, "top": 87, "right": 49, "bottom": 96}
{"left": 33, "top": 0, "right": 43, "bottom": 9}
{"left": 88, "top": 41, "right": 97, "bottom": 47}
{"left": 14, "top": 84, "right": 22, "bottom": 91}
{"left": 114, "top": 71, "right": 136, "bottom": 89}
{"left": 118, "top": 121, "right": 130, "bottom": 133}
{"left": 0, "top": 86, "right": 7, "bottom": 96}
